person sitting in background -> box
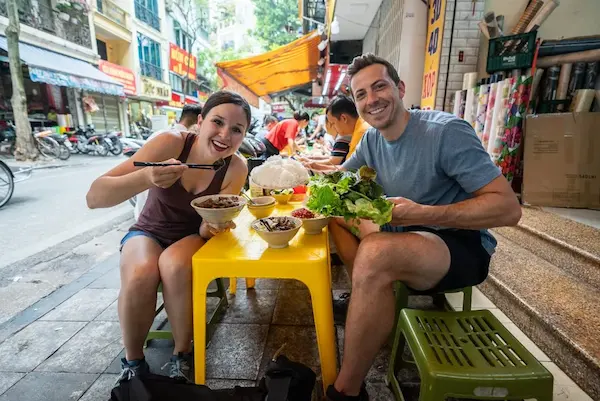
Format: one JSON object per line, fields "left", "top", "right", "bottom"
{"left": 304, "top": 96, "right": 368, "bottom": 171}
{"left": 309, "top": 112, "right": 327, "bottom": 141}
{"left": 261, "top": 111, "right": 310, "bottom": 157}
{"left": 134, "top": 104, "right": 203, "bottom": 221}
{"left": 301, "top": 109, "right": 353, "bottom": 168}
{"left": 86, "top": 91, "right": 251, "bottom": 385}
{"left": 255, "top": 115, "right": 278, "bottom": 141}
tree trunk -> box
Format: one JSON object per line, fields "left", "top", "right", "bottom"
{"left": 6, "top": 0, "right": 38, "bottom": 161}
{"left": 282, "top": 95, "right": 297, "bottom": 112}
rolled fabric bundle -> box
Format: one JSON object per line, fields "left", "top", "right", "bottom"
{"left": 528, "top": 68, "right": 545, "bottom": 113}
{"left": 537, "top": 49, "right": 600, "bottom": 68}
{"left": 453, "top": 90, "right": 462, "bottom": 116}
{"left": 556, "top": 63, "right": 572, "bottom": 111}
{"left": 568, "top": 62, "right": 586, "bottom": 98}
{"left": 569, "top": 89, "right": 595, "bottom": 112}
{"left": 584, "top": 61, "right": 599, "bottom": 89}
{"left": 475, "top": 84, "right": 490, "bottom": 140}
{"left": 495, "top": 75, "right": 532, "bottom": 183}
{"left": 464, "top": 87, "right": 477, "bottom": 127}
{"left": 482, "top": 82, "right": 498, "bottom": 150}
{"left": 488, "top": 80, "right": 508, "bottom": 155}
{"left": 489, "top": 77, "right": 515, "bottom": 161}
{"left": 458, "top": 89, "right": 467, "bottom": 119}
{"left": 513, "top": 0, "right": 544, "bottom": 34}
{"left": 463, "top": 72, "right": 478, "bottom": 90}
{"left": 526, "top": 0, "right": 560, "bottom": 32}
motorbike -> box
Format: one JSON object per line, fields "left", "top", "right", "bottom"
{"left": 120, "top": 137, "right": 145, "bottom": 157}
{"left": 102, "top": 129, "right": 124, "bottom": 156}
{"left": 66, "top": 125, "right": 110, "bottom": 156}
{"left": 0, "top": 123, "right": 16, "bottom": 155}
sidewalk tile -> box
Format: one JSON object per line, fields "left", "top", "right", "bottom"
{"left": 258, "top": 325, "right": 321, "bottom": 379}
{"left": 366, "top": 382, "right": 395, "bottom": 400}
{"left": 272, "top": 289, "right": 314, "bottom": 325}
{"left": 553, "top": 384, "right": 594, "bottom": 401}
{"left": 206, "top": 323, "right": 268, "bottom": 380}
{"left": 336, "top": 326, "right": 388, "bottom": 383}
{"left": 0, "top": 321, "right": 85, "bottom": 372}
{"left": 489, "top": 307, "right": 514, "bottom": 324}
{"left": 0, "top": 372, "right": 97, "bottom": 401}
{"left": 279, "top": 279, "right": 308, "bottom": 290}
{"left": 79, "top": 374, "right": 118, "bottom": 401}
{"left": 94, "top": 300, "right": 119, "bottom": 322}
{"left": 40, "top": 289, "right": 119, "bottom": 321}
{"left": 233, "top": 278, "right": 280, "bottom": 290}
{"left": 205, "top": 379, "right": 257, "bottom": 389}
{"left": 221, "top": 290, "right": 277, "bottom": 324}
{"left": 36, "top": 322, "right": 122, "bottom": 373}
{"left": 0, "top": 373, "right": 24, "bottom": 395}
{"left": 87, "top": 269, "right": 120, "bottom": 289}
{"left": 331, "top": 265, "right": 351, "bottom": 291}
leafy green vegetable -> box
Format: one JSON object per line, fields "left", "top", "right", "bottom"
{"left": 306, "top": 166, "right": 393, "bottom": 227}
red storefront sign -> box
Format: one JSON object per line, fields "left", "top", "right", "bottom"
{"left": 98, "top": 60, "right": 136, "bottom": 95}
{"left": 169, "top": 43, "right": 197, "bottom": 81}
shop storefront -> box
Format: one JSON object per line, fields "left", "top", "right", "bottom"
{"left": 0, "top": 36, "right": 124, "bottom": 133}
{"left": 128, "top": 76, "right": 171, "bottom": 131}
{"left": 97, "top": 60, "right": 138, "bottom": 133}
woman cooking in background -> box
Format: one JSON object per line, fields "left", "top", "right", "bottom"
{"left": 85, "top": 91, "right": 251, "bottom": 385}
{"left": 260, "top": 111, "right": 310, "bottom": 157}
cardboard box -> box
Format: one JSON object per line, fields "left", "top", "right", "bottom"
{"left": 523, "top": 112, "right": 600, "bottom": 209}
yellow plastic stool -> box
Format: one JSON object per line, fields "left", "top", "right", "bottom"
{"left": 192, "top": 205, "right": 336, "bottom": 393}
{"left": 228, "top": 277, "right": 256, "bottom": 295}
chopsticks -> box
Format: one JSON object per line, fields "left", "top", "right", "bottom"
{"left": 241, "top": 192, "right": 256, "bottom": 205}
{"left": 259, "top": 218, "right": 274, "bottom": 232}
{"left": 133, "top": 159, "right": 225, "bottom": 171}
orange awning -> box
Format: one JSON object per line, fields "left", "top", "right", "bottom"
{"left": 216, "top": 31, "right": 321, "bottom": 98}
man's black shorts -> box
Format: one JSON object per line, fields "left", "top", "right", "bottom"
{"left": 380, "top": 225, "right": 491, "bottom": 294}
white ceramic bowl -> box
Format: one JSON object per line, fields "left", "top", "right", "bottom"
{"left": 298, "top": 215, "right": 331, "bottom": 235}
{"left": 190, "top": 195, "right": 246, "bottom": 228}
{"left": 251, "top": 216, "right": 302, "bottom": 248}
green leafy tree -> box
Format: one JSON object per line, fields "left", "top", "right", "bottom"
{"left": 251, "top": 0, "right": 301, "bottom": 50}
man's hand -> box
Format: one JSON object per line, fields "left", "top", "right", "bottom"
{"left": 388, "top": 197, "right": 425, "bottom": 226}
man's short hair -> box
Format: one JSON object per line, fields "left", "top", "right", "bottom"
{"left": 264, "top": 115, "right": 278, "bottom": 125}
{"left": 326, "top": 95, "right": 359, "bottom": 119}
{"left": 180, "top": 104, "right": 202, "bottom": 122}
{"left": 347, "top": 53, "right": 400, "bottom": 85}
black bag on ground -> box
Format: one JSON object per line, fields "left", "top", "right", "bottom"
{"left": 109, "top": 355, "right": 316, "bottom": 401}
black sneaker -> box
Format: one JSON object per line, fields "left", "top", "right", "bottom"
{"left": 326, "top": 384, "right": 369, "bottom": 401}
{"left": 165, "top": 352, "right": 194, "bottom": 382}
{"left": 333, "top": 292, "right": 351, "bottom": 324}
{"left": 115, "top": 357, "right": 150, "bottom": 386}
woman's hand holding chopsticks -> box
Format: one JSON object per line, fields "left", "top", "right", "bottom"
{"left": 146, "top": 158, "right": 188, "bottom": 189}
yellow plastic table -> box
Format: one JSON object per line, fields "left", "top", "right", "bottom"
{"left": 191, "top": 203, "right": 337, "bottom": 392}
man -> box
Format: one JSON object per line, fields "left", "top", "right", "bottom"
{"left": 133, "top": 104, "right": 202, "bottom": 221}
{"left": 261, "top": 112, "right": 310, "bottom": 157}
{"left": 255, "top": 115, "right": 278, "bottom": 141}
{"left": 324, "top": 54, "right": 521, "bottom": 401}
{"left": 327, "top": 95, "right": 370, "bottom": 157}
{"left": 306, "top": 96, "right": 370, "bottom": 172}
{"left": 301, "top": 97, "right": 360, "bottom": 168}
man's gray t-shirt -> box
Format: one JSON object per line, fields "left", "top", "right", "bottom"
{"left": 343, "top": 109, "right": 501, "bottom": 255}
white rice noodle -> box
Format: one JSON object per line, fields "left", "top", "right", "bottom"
{"left": 250, "top": 156, "right": 310, "bottom": 189}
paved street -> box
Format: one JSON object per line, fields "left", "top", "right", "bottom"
{"left": 0, "top": 155, "right": 131, "bottom": 269}
{"left": 0, "top": 155, "right": 133, "bottom": 325}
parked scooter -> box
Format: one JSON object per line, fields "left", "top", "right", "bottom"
{"left": 66, "top": 125, "right": 110, "bottom": 156}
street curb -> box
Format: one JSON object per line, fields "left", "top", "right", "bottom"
{"left": 0, "top": 210, "right": 133, "bottom": 272}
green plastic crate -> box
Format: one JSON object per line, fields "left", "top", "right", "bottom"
{"left": 486, "top": 32, "right": 537, "bottom": 73}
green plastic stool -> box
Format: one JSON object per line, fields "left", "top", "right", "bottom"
{"left": 395, "top": 309, "right": 553, "bottom": 401}
{"left": 387, "top": 283, "right": 473, "bottom": 399}
{"left": 145, "top": 278, "right": 229, "bottom": 347}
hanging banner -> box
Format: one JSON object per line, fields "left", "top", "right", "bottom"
{"left": 169, "top": 43, "right": 197, "bottom": 81}
{"left": 420, "top": 0, "right": 446, "bottom": 110}
{"left": 98, "top": 60, "right": 136, "bottom": 95}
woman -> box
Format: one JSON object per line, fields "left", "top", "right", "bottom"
{"left": 261, "top": 111, "right": 310, "bottom": 157}
{"left": 86, "top": 91, "right": 251, "bottom": 384}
